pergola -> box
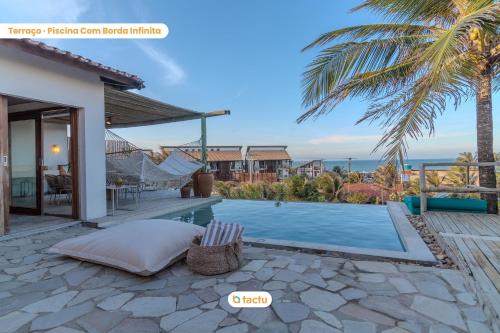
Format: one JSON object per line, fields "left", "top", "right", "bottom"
{"left": 104, "top": 87, "right": 203, "bottom": 128}
{"left": 103, "top": 87, "right": 230, "bottom": 170}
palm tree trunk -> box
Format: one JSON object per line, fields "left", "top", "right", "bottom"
{"left": 476, "top": 67, "right": 498, "bottom": 214}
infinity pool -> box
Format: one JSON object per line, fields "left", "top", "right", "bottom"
{"left": 157, "top": 199, "right": 404, "bottom": 251}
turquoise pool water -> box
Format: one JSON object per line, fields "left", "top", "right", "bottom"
{"left": 157, "top": 199, "right": 404, "bottom": 251}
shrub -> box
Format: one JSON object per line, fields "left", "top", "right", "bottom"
{"left": 285, "top": 175, "right": 306, "bottom": 199}
{"left": 389, "top": 192, "right": 404, "bottom": 202}
{"left": 405, "top": 179, "right": 420, "bottom": 195}
{"left": 215, "top": 181, "right": 237, "bottom": 198}
{"left": 284, "top": 175, "right": 320, "bottom": 201}
{"left": 332, "top": 165, "right": 345, "bottom": 177}
{"left": 315, "top": 172, "right": 343, "bottom": 201}
{"left": 271, "top": 182, "right": 287, "bottom": 201}
{"left": 345, "top": 192, "right": 370, "bottom": 204}
{"left": 302, "top": 181, "right": 320, "bottom": 201}
{"left": 240, "top": 183, "right": 264, "bottom": 200}
{"left": 348, "top": 171, "right": 362, "bottom": 183}
{"left": 374, "top": 164, "right": 397, "bottom": 188}
{"left": 230, "top": 187, "right": 245, "bottom": 199}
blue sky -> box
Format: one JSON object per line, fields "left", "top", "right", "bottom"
{"left": 3, "top": 0, "right": 499, "bottom": 160}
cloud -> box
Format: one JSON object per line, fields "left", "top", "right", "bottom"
{"left": 135, "top": 42, "right": 185, "bottom": 85}
{"left": 308, "top": 134, "right": 382, "bottom": 145}
{"left": 2, "top": 0, "right": 89, "bottom": 22}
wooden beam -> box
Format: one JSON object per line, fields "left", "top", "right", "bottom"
{"left": 70, "top": 108, "right": 80, "bottom": 219}
{"left": 0, "top": 96, "right": 9, "bottom": 235}
{"left": 420, "top": 163, "right": 427, "bottom": 213}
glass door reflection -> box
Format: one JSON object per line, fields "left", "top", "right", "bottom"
{"left": 9, "top": 116, "right": 41, "bottom": 214}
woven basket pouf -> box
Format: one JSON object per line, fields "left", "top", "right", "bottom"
{"left": 187, "top": 235, "right": 242, "bottom": 275}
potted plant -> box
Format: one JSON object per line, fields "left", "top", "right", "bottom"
{"left": 192, "top": 170, "right": 201, "bottom": 197}
{"left": 181, "top": 182, "right": 192, "bottom": 199}
{"left": 198, "top": 171, "right": 214, "bottom": 198}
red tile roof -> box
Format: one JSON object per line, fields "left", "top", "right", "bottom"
{"left": 162, "top": 147, "right": 243, "bottom": 162}
{"left": 246, "top": 150, "right": 291, "bottom": 161}
{"left": 183, "top": 150, "right": 243, "bottom": 162}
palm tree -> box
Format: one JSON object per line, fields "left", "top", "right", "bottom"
{"left": 448, "top": 152, "right": 479, "bottom": 186}
{"left": 426, "top": 170, "right": 447, "bottom": 188}
{"left": 300, "top": 0, "right": 499, "bottom": 213}
{"left": 374, "top": 164, "right": 398, "bottom": 188}
{"left": 315, "top": 172, "right": 344, "bottom": 201}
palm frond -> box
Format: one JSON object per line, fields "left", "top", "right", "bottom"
{"left": 303, "top": 23, "right": 438, "bottom": 51}
{"left": 422, "top": 2, "right": 498, "bottom": 74}
{"left": 300, "top": 0, "right": 499, "bottom": 164}
{"left": 352, "top": 0, "right": 458, "bottom": 26}
{"left": 298, "top": 59, "right": 421, "bottom": 122}
{"left": 365, "top": 53, "right": 478, "bottom": 162}
{"left": 301, "top": 35, "right": 432, "bottom": 112}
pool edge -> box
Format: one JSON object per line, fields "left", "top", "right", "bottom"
{"left": 244, "top": 202, "right": 437, "bottom": 265}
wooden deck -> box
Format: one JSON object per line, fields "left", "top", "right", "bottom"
{"left": 423, "top": 211, "right": 500, "bottom": 324}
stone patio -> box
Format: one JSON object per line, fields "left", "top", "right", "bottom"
{"left": 0, "top": 225, "right": 494, "bottom": 333}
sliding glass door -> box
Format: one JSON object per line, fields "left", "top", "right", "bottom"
{"left": 9, "top": 114, "right": 42, "bottom": 214}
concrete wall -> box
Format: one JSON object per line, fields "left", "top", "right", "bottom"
{"left": 0, "top": 45, "right": 106, "bottom": 220}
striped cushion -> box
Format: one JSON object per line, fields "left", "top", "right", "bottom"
{"left": 220, "top": 223, "right": 244, "bottom": 245}
{"left": 200, "top": 221, "right": 244, "bottom": 246}
{"left": 200, "top": 221, "right": 224, "bottom": 246}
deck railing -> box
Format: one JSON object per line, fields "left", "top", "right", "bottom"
{"left": 419, "top": 161, "right": 500, "bottom": 213}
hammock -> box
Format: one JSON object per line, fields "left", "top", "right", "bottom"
{"left": 105, "top": 130, "right": 202, "bottom": 188}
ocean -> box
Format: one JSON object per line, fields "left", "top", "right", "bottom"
{"left": 292, "top": 158, "right": 456, "bottom": 172}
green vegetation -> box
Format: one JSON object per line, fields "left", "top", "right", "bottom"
{"left": 215, "top": 152, "right": 500, "bottom": 204}
{"left": 215, "top": 175, "right": 323, "bottom": 202}
{"left": 373, "top": 164, "right": 398, "bottom": 188}
{"left": 216, "top": 172, "right": 373, "bottom": 203}
{"left": 299, "top": 0, "right": 499, "bottom": 213}
{"left": 345, "top": 192, "right": 371, "bottom": 204}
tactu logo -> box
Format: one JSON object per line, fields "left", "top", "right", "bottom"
{"left": 227, "top": 291, "right": 272, "bottom": 308}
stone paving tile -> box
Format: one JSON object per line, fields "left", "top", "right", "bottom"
{"left": 272, "top": 302, "right": 310, "bottom": 323}
{"left": 0, "top": 225, "right": 496, "bottom": 333}
{"left": 300, "top": 319, "right": 342, "bottom": 333}
{"left": 389, "top": 277, "right": 418, "bottom": 294}
{"left": 23, "top": 290, "right": 78, "bottom": 313}
{"left": 97, "top": 292, "right": 134, "bottom": 310}
{"left": 241, "top": 260, "right": 267, "bottom": 272}
{"left": 160, "top": 308, "right": 202, "bottom": 331}
{"left": 76, "top": 309, "right": 129, "bottom": 333}
{"left": 313, "top": 310, "right": 342, "bottom": 329}
{"left": 342, "top": 320, "right": 377, "bottom": 333}
{"left": 121, "top": 296, "right": 176, "bottom": 317}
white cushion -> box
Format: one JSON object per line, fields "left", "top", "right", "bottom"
{"left": 49, "top": 219, "right": 205, "bottom": 276}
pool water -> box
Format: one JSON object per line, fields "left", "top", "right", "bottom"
{"left": 157, "top": 199, "right": 404, "bottom": 251}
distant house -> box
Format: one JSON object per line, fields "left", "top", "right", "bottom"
{"left": 161, "top": 146, "right": 244, "bottom": 181}
{"left": 296, "top": 160, "right": 324, "bottom": 179}
{"left": 245, "top": 146, "right": 292, "bottom": 181}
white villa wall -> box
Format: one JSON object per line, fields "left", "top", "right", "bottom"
{"left": 0, "top": 45, "right": 106, "bottom": 220}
